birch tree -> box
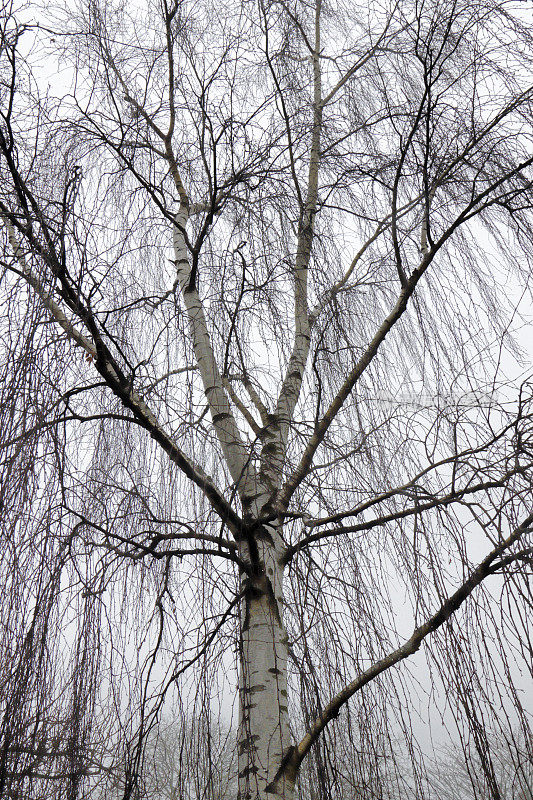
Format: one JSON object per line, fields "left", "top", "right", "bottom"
{"left": 1, "top": 0, "right": 532, "bottom": 798}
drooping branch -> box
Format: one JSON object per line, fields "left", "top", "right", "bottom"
{"left": 1, "top": 211, "right": 245, "bottom": 533}
{"left": 277, "top": 261, "right": 428, "bottom": 511}
{"left": 283, "top": 465, "right": 532, "bottom": 562}
{"left": 278, "top": 154, "right": 533, "bottom": 512}
{"left": 281, "top": 512, "right": 533, "bottom": 781}
{"left": 282, "top": 410, "right": 532, "bottom": 560}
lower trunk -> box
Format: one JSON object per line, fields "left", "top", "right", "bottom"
{"left": 237, "top": 533, "right": 294, "bottom": 800}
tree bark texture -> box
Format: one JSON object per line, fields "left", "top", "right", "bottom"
{"left": 237, "top": 528, "right": 293, "bottom": 800}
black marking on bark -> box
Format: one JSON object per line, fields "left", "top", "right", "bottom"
{"left": 238, "top": 534, "right": 261, "bottom": 575}
{"left": 268, "top": 667, "right": 282, "bottom": 675}
{"left": 280, "top": 689, "right": 288, "bottom": 698}
{"left": 264, "top": 576, "right": 282, "bottom": 626}
{"left": 212, "top": 411, "right": 232, "bottom": 423}
{"left": 245, "top": 579, "right": 265, "bottom": 600}
{"left": 241, "top": 491, "right": 264, "bottom": 513}
{"left": 187, "top": 253, "right": 199, "bottom": 291}
{"left": 242, "top": 595, "right": 251, "bottom": 632}
{"left": 248, "top": 684, "right": 266, "bottom": 694}
{"left": 239, "top": 765, "right": 260, "bottom": 778}
{"left": 266, "top": 414, "right": 280, "bottom": 430}
{"left": 265, "top": 746, "right": 297, "bottom": 794}
{"left": 238, "top": 735, "right": 259, "bottom": 755}
{"left": 261, "top": 441, "right": 279, "bottom": 455}
{"left": 255, "top": 526, "right": 275, "bottom": 545}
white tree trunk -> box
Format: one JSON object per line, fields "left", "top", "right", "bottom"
{"left": 172, "top": 213, "right": 295, "bottom": 797}
{"left": 237, "top": 520, "right": 295, "bottom": 800}
{"left": 172, "top": 213, "right": 255, "bottom": 497}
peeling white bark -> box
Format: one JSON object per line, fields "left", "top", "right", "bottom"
{"left": 237, "top": 511, "right": 294, "bottom": 800}
{"left": 172, "top": 211, "right": 256, "bottom": 498}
